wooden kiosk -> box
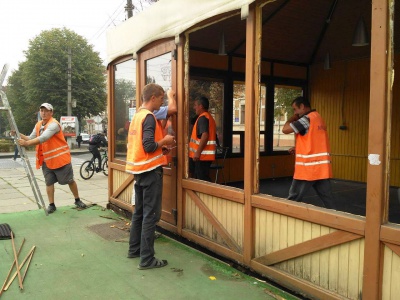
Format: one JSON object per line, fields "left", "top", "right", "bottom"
{"left": 106, "top": 1, "right": 399, "bottom": 299}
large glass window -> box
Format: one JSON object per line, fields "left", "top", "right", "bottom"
{"left": 233, "top": 82, "right": 245, "bottom": 153}
{"left": 113, "top": 59, "right": 136, "bottom": 160}
{"left": 146, "top": 52, "right": 172, "bottom": 92}
{"left": 273, "top": 85, "right": 302, "bottom": 151}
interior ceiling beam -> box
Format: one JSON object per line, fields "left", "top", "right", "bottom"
{"left": 309, "top": 0, "right": 339, "bottom": 65}
{"left": 189, "top": 46, "right": 308, "bottom": 67}
{"left": 228, "top": 0, "right": 292, "bottom": 55}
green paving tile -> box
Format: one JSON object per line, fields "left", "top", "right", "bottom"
{"left": 0, "top": 207, "right": 298, "bottom": 300}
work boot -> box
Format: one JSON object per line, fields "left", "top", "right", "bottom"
{"left": 75, "top": 200, "right": 87, "bottom": 209}
{"left": 47, "top": 205, "right": 57, "bottom": 214}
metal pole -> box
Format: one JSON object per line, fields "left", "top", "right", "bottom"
{"left": 67, "top": 48, "right": 72, "bottom": 116}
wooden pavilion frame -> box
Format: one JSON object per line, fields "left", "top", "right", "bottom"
{"left": 106, "top": 1, "right": 398, "bottom": 299}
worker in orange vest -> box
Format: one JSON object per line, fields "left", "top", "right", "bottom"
{"left": 16, "top": 103, "right": 86, "bottom": 214}
{"left": 189, "top": 96, "right": 217, "bottom": 181}
{"left": 282, "top": 97, "right": 336, "bottom": 209}
{"left": 126, "top": 84, "right": 175, "bottom": 270}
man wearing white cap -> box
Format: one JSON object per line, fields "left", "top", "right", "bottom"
{"left": 17, "top": 103, "right": 87, "bottom": 213}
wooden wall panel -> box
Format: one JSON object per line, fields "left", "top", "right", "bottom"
{"left": 184, "top": 190, "right": 244, "bottom": 248}
{"left": 382, "top": 245, "right": 400, "bottom": 300}
{"left": 189, "top": 50, "right": 228, "bottom": 70}
{"left": 311, "top": 59, "right": 370, "bottom": 183}
{"left": 254, "top": 208, "right": 364, "bottom": 299}
{"left": 112, "top": 169, "right": 133, "bottom": 204}
{"left": 274, "top": 63, "right": 307, "bottom": 79}
{"left": 311, "top": 54, "right": 400, "bottom": 187}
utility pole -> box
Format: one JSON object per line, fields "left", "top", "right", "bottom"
{"left": 125, "top": 0, "right": 134, "bottom": 19}
{"left": 67, "top": 48, "right": 72, "bottom": 116}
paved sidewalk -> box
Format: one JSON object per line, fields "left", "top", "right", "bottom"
{"left": 0, "top": 148, "right": 108, "bottom": 213}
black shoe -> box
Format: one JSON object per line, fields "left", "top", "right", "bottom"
{"left": 75, "top": 200, "right": 87, "bottom": 209}
{"left": 96, "top": 167, "right": 100, "bottom": 173}
{"left": 47, "top": 205, "right": 56, "bottom": 214}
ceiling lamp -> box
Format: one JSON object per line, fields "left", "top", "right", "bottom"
{"left": 218, "top": 31, "right": 227, "bottom": 56}
{"left": 324, "top": 52, "right": 331, "bottom": 70}
{"left": 352, "top": 17, "right": 369, "bottom": 46}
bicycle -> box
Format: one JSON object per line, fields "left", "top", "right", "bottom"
{"left": 79, "top": 149, "right": 108, "bottom": 180}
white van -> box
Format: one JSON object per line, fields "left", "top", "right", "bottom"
{"left": 81, "top": 133, "right": 90, "bottom": 144}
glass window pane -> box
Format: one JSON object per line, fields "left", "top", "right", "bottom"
{"left": 273, "top": 85, "right": 303, "bottom": 151}
{"left": 233, "top": 82, "right": 245, "bottom": 131}
{"left": 259, "top": 85, "right": 266, "bottom": 152}
{"left": 146, "top": 52, "right": 172, "bottom": 104}
{"left": 114, "top": 59, "right": 136, "bottom": 160}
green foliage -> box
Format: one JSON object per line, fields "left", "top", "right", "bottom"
{"left": 189, "top": 79, "right": 223, "bottom": 120}
{"left": 115, "top": 78, "right": 135, "bottom": 136}
{"left": 274, "top": 87, "right": 302, "bottom": 120}
{"left": 6, "top": 28, "right": 106, "bottom": 134}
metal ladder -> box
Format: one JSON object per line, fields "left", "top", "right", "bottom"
{"left": 0, "top": 64, "right": 48, "bottom": 216}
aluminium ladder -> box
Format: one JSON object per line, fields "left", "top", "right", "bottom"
{"left": 0, "top": 64, "right": 48, "bottom": 215}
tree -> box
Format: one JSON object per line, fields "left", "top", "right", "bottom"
{"left": 6, "top": 28, "right": 106, "bottom": 134}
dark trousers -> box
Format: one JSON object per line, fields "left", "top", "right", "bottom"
{"left": 89, "top": 147, "right": 101, "bottom": 169}
{"left": 129, "top": 167, "right": 163, "bottom": 267}
{"left": 288, "top": 179, "right": 336, "bottom": 209}
{"left": 194, "top": 160, "right": 212, "bottom": 182}
{"left": 13, "top": 145, "right": 19, "bottom": 160}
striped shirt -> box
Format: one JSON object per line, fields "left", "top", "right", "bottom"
{"left": 289, "top": 110, "right": 316, "bottom": 136}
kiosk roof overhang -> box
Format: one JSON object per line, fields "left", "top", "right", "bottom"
{"left": 106, "top": 0, "right": 255, "bottom": 64}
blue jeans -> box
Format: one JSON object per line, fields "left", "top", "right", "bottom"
{"left": 128, "top": 167, "right": 163, "bottom": 267}
{"left": 288, "top": 179, "right": 336, "bottom": 209}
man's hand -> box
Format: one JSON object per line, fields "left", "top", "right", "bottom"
{"left": 18, "top": 139, "right": 28, "bottom": 147}
{"left": 162, "top": 134, "right": 175, "bottom": 146}
{"left": 288, "top": 147, "right": 295, "bottom": 155}
{"left": 162, "top": 146, "right": 171, "bottom": 156}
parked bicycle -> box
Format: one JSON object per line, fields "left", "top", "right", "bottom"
{"left": 80, "top": 149, "right": 108, "bottom": 180}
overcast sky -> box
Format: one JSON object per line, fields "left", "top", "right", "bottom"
{"left": 0, "top": 0, "right": 150, "bottom": 83}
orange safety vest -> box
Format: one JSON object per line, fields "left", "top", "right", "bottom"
{"left": 35, "top": 118, "right": 71, "bottom": 170}
{"left": 189, "top": 111, "right": 216, "bottom": 161}
{"left": 294, "top": 111, "right": 332, "bottom": 180}
{"left": 125, "top": 109, "right": 166, "bottom": 174}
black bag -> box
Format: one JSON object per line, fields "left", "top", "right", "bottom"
{"left": 89, "top": 134, "right": 101, "bottom": 145}
{"left": 0, "top": 223, "right": 12, "bottom": 240}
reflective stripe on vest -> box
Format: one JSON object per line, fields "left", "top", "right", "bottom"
{"left": 294, "top": 111, "right": 332, "bottom": 180}
{"left": 189, "top": 112, "right": 216, "bottom": 161}
{"left": 35, "top": 118, "right": 71, "bottom": 170}
{"left": 125, "top": 109, "right": 165, "bottom": 174}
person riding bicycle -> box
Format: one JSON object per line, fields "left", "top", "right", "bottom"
{"left": 88, "top": 131, "right": 108, "bottom": 172}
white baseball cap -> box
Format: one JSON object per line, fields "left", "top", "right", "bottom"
{"left": 40, "top": 103, "right": 53, "bottom": 111}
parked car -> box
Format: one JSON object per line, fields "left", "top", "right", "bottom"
{"left": 81, "top": 133, "right": 90, "bottom": 144}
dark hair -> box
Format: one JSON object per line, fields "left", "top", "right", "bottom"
{"left": 142, "top": 83, "right": 164, "bottom": 102}
{"left": 196, "top": 96, "right": 209, "bottom": 110}
{"left": 292, "top": 96, "right": 311, "bottom": 108}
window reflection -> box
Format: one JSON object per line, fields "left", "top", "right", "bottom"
{"left": 114, "top": 59, "right": 136, "bottom": 160}
{"left": 273, "top": 85, "right": 302, "bottom": 151}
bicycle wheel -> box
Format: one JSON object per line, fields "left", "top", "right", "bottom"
{"left": 80, "top": 161, "right": 95, "bottom": 180}
{"left": 102, "top": 158, "right": 108, "bottom": 176}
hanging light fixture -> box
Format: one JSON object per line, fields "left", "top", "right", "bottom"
{"left": 352, "top": 17, "right": 369, "bottom": 46}
{"left": 218, "top": 30, "right": 227, "bottom": 56}
{"left": 323, "top": 52, "right": 331, "bottom": 70}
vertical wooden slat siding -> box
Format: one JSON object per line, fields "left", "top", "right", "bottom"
{"left": 382, "top": 245, "right": 400, "bottom": 300}
{"left": 310, "top": 223, "right": 321, "bottom": 286}
{"left": 311, "top": 59, "right": 370, "bottom": 183}
{"left": 319, "top": 226, "right": 330, "bottom": 290}
{"left": 184, "top": 190, "right": 244, "bottom": 248}
{"left": 254, "top": 208, "right": 364, "bottom": 299}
